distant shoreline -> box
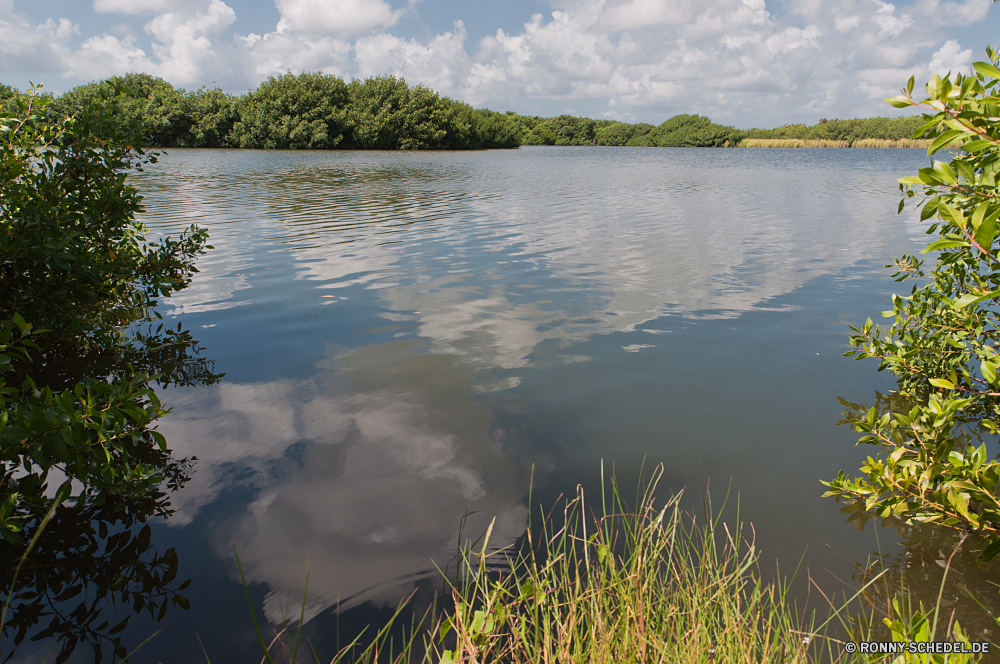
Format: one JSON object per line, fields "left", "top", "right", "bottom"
{"left": 734, "top": 138, "right": 951, "bottom": 149}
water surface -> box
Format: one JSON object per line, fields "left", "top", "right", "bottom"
{"left": 19, "top": 146, "right": 979, "bottom": 661}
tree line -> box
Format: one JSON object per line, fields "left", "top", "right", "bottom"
{"left": 509, "top": 113, "right": 927, "bottom": 147}
{"left": 1, "top": 72, "right": 522, "bottom": 150}
{"left": 1, "top": 72, "right": 927, "bottom": 150}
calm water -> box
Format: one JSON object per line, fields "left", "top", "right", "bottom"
{"left": 14, "top": 147, "right": 998, "bottom": 661}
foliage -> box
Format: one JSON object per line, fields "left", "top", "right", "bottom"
{"left": 1, "top": 488, "right": 193, "bottom": 663}
{"left": 516, "top": 114, "right": 601, "bottom": 145}
{"left": 635, "top": 114, "right": 744, "bottom": 147}
{"left": 340, "top": 76, "right": 520, "bottom": 150}
{"left": 232, "top": 467, "right": 987, "bottom": 664}
{"left": 15, "top": 72, "right": 935, "bottom": 152}
{"left": 52, "top": 73, "right": 236, "bottom": 149}
{"left": 742, "top": 116, "right": 925, "bottom": 144}
{"left": 435, "top": 469, "right": 820, "bottom": 664}
{"left": 231, "top": 72, "right": 348, "bottom": 149}
{"left": 1, "top": 89, "right": 208, "bottom": 342}
{"left": 1, "top": 85, "right": 217, "bottom": 660}
{"left": 343, "top": 75, "right": 449, "bottom": 149}
{"left": 511, "top": 113, "right": 744, "bottom": 147}
{"left": 44, "top": 72, "right": 519, "bottom": 151}
{"left": 595, "top": 121, "right": 653, "bottom": 146}
{"left": 822, "top": 48, "right": 1000, "bottom": 560}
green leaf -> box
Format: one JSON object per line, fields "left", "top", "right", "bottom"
{"left": 962, "top": 140, "right": 994, "bottom": 153}
{"left": 928, "top": 130, "right": 963, "bottom": 155}
{"left": 980, "top": 537, "right": 1000, "bottom": 562}
{"left": 933, "top": 161, "right": 957, "bottom": 185}
{"left": 928, "top": 378, "right": 956, "bottom": 390}
{"left": 971, "top": 202, "right": 990, "bottom": 230}
{"left": 952, "top": 289, "right": 1000, "bottom": 309}
{"left": 973, "top": 61, "right": 1000, "bottom": 80}
{"left": 922, "top": 239, "right": 970, "bottom": 252}
{"left": 885, "top": 96, "right": 914, "bottom": 108}
{"left": 974, "top": 208, "right": 1000, "bottom": 248}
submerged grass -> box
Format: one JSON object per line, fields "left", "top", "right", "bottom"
{"left": 228, "top": 463, "right": 991, "bottom": 663}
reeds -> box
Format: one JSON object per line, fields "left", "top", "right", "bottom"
{"left": 737, "top": 139, "right": 849, "bottom": 148}
{"left": 850, "top": 138, "right": 932, "bottom": 148}
{"left": 737, "top": 138, "right": 963, "bottom": 149}
{"left": 436, "top": 466, "right": 818, "bottom": 664}
{"left": 234, "top": 464, "right": 991, "bottom": 663}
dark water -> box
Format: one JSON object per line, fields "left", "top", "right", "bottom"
{"left": 13, "top": 147, "right": 998, "bottom": 661}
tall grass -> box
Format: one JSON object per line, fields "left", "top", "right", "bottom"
{"left": 232, "top": 464, "right": 990, "bottom": 663}
{"left": 737, "top": 138, "right": 849, "bottom": 148}
{"left": 737, "top": 137, "right": 963, "bottom": 149}
{"left": 435, "top": 466, "right": 819, "bottom": 663}
{"left": 850, "top": 138, "right": 931, "bottom": 148}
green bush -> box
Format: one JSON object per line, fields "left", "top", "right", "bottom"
{"left": 231, "top": 71, "right": 348, "bottom": 149}
{"left": 595, "top": 121, "right": 653, "bottom": 146}
{"left": 0, "top": 84, "right": 214, "bottom": 659}
{"left": 52, "top": 73, "right": 236, "bottom": 148}
{"left": 824, "top": 47, "right": 1000, "bottom": 560}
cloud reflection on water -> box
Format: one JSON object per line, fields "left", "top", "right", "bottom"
{"left": 157, "top": 340, "right": 529, "bottom": 620}
{"left": 135, "top": 148, "right": 929, "bottom": 625}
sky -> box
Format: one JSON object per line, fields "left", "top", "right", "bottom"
{"left": 0, "top": 0, "right": 996, "bottom": 127}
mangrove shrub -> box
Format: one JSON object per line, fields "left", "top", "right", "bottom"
{"left": 824, "top": 46, "right": 1000, "bottom": 559}
{"left": 0, "top": 84, "right": 214, "bottom": 658}
{"left": 231, "top": 71, "right": 348, "bottom": 149}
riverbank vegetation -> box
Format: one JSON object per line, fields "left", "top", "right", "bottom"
{"left": 1, "top": 84, "right": 218, "bottom": 661}
{"left": 822, "top": 47, "right": 1000, "bottom": 561}
{"left": 4, "top": 47, "right": 999, "bottom": 662}
{"left": 509, "top": 113, "right": 930, "bottom": 148}
{"left": 237, "top": 467, "right": 987, "bottom": 664}
{"left": 26, "top": 72, "right": 521, "bottom": 150}
{"left": 2, "top": 73, "right": 938, "bottom": 151}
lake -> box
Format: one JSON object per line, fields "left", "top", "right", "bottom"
{"left": 10, "top": 146, "right": 997, "bottom": 661}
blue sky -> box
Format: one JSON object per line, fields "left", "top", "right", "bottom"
{"left": 1, "top": 0, "right": 996, "bottom": 126}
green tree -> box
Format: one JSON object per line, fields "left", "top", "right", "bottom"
{"left": 823, "top": 48, "right": 1000, "bottom": 559}
{"left": 52, "top": 73, "right": 236, "bottom": 148}
{"left": 636, "top": 114, "right": 742, "bottom": 147}
{"left": 343, "top": 75, "right": 448, "bottom": 149}
{"left": 53, "top": 73, "right": 185, "bottom": 147}
{"left": 230, "top": 71, "right": 349, "bottom": 149}
{"left": 595, "top": 121, "right": 653, "bottom": 146}
{"left": 0, "top": 85, "right": 215, "bottom": 659}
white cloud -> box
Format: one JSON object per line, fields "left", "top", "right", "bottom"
{"left": 71, "top": 34, "right": 153, "bottom": 78}
{"left": 63, "top": 0, "right": 238, "bottom": 85}
{"left": 0, "top": 7, "right": 76, "bottom": 76}
{"left": 915, "top": 0, "right": 990, "bottom": 25}
{"left": 94, "top": 0, "right": 174, "bottom": 14}
{"left": 274, "top": 0, "right": 402, "bottom": 36}
{"left": 156, "top": 345, "right": 529, "bottom": 618}
{"left": 144, "top": 0, "right": 236, "bottom": 83}
{"left": 238, "top": 31, "right": 352, "bottom": 81}
{"left": 0, "top": 0, "right": 994, "bottom": 125}
{"left": 355, "top": 21, "right": 470, "bottom": 90}
{"left": 928, "top": 39, "right": 973, "bottom": 78}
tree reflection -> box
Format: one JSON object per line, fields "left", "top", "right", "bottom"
{"left": 846, "top": 517, "right": 999, "bottom": 644}
{"left": 834, "top": 392, "right": 999, "bottom": 643}
{"left": 1, "top": 329, "right": 222, "bottom": 663}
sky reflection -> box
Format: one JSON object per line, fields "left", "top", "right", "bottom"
{"left": 135, "top": 147, "right": 930, "bottom": 627}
